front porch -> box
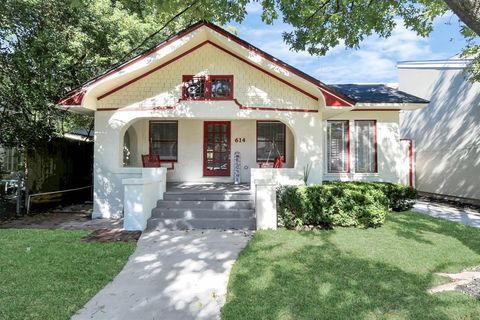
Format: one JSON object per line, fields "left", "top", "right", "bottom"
{"left": 122, "top": 119, "right": 297, "bottom": 184}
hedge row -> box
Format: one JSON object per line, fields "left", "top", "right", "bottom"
{"left": 277, "top": 181, "right": 417, "bottom": 229}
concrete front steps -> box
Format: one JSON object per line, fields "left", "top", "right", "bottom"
{"left": 147, "top": 191, "right": 256, "bottom": 230}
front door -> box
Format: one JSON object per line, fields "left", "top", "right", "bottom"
{"left": 203, "top": 121, "right": 231, "bottom": 176}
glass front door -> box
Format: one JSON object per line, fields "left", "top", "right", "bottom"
{"left": 203, "top": 121, "right": 231, "bottom": 176}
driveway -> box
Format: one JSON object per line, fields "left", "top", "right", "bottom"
{"left": 72, "top": 229, "right": 252, "bottom": 320}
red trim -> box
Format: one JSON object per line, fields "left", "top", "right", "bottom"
{"left": 352, "top": 109, "right": 400, "bottom": 112}
{"left": 400, "top": 138, "right": 414, "bottom": 187}
{"left": 58, "top": 22, "right": 206, "bottom": 105}
{"left": 95, "top": 99, "right": 318, "bottom": 113}
{"left": 60, "top": 22, "right": 354, "bottom": 106}
{"left": 182, "top": 75, "right": 204, "bottom": 100}
{"left": 210, "top": 75, "right": 234, "bottom": 100}
{"left": 233, "top": 99, "right": 318, "bottom": 113}
{"left": 204, "top": 23, "right": 354, "bottom": 106}
{"left": 97, "top": 106, "right": 176, "bottom": 112}
{"left": 98, "top": 41, "right": 210, "bottom": 100}
{"left": 149, "top": 120, "right": 178, "bottom": 162}
{"left": 182, "top": 74, "right": 234, "bottom": 100}
{"left": 256, "top": 121, "right": 287, "bottom": 164}
{"left": 374, "top": 120, "right": 378, "bottom": 173}
{"left": 58, "top": 90, "right": 86, "bottom": 106}
{"left": 324, "top": 93, "right": 348, "bottom": 107}
{"left": 347, "top": 120, "right": 351, "bottom": 173}
{"left": 354, "top": 120, "right": 378, "bottom": 173}
{"left": 203, "top": 121, "right": 231, "bottom": 176}
{"left": 207, "top": 41, "right": 319, "bottom": 101}
{"left": 98, "top": 41, "right": 319, "bottom": 102}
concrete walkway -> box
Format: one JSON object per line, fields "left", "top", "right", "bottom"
{"left": 413, "top": 200, "right": 480, "bottom": 228}
{"left": 72, "top": 229, "right": 252, "bottom": 320}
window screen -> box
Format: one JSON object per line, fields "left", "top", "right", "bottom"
{"left": 257, "top": 122, "right": 286, "bottom": 162}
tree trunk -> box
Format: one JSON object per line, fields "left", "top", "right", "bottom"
{"left": 444, "top": 0, "right": 480, "bottom": 35}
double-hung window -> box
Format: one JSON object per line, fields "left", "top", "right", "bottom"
{"left": 183, "top": 75, "right": 233, "bottom": 100}
{"left": 149, "top": 121, "right": 178, "bottom": 161}
{"left": 355, "top": 120, "right": 377, "bottom": 173}
{"left": 327, "top": 120, "right": 350, "bottom": 173}
{"left": 256, "top": 121, "right": 286, "bottom": 162}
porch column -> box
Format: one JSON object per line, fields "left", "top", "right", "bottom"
{"left": 279, "top": 112, "right": 324, "bottom": 184}
{"left": 255, "top": 179, "right": 277, "bottom": 230}
{"left": 92, "top": 111, "right": 125, "bottom": 219}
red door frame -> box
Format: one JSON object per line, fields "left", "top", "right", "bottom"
{"left": 203, "top": 121, "right": 231, "bottom": 176}
{"left": 400, "top": 138, "right": 414, "bottom": 187}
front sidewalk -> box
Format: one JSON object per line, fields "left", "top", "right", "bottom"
{"left": 413, "top": 200, "right": 480, "bottom": 228}
{"left": 72, "top": 229, "right": 252, "bottom": 320}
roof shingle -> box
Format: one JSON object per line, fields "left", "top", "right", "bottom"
{"left": 329, "top": 84, "right": 429, "bottom": 104}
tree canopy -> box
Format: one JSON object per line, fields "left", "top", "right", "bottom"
{"left": 0, "top": 0, "right": 478, "bottom": 150}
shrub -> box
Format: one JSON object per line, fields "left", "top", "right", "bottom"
{"left": 277, "top": 181, "right": 416, "bottom": 229}
{"left": 372, "top": 182, "right": 417, "bottom": 211}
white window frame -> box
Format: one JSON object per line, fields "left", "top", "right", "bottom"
{"left": 326, "top": 120, "right": 350, "bottom": 174}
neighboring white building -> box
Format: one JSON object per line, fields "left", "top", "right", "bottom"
{"left": 58, "top": 22, "right": 427, "bottom": 230}
{"left": 399, "top": 58, "right": 480, "bottom": 203}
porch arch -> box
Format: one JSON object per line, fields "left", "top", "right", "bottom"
{"left": 104, "top": 103, "right": 323, "bottom": 182}
{"left": 122, "top": 125, "right": 138, "bottom": 167}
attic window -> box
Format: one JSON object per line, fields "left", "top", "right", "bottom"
{"left": 183, "top": 76, "right": 206, "bottom": 99}
{"left": 182, "top": 75, "right": 233, "bottom": 100}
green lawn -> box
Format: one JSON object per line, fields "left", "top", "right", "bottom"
{"left": 0, "top": 229, "right": 135, "bottom": 320}
{"left": 223, "top": 211, "right": 480, "bottom": 320}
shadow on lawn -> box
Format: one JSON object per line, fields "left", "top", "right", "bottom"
{"left": 222, "top": 226, "right": 479, "bottom": 320}
{"left": 388, "top": 212, "right": 480, "bottom": 257}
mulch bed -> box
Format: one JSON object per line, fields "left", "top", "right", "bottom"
{"left": 456, "top": 266, "right": 480, "bottom": 299}
{"left": 418, "top": 194, "right": 480, "bottom": 212}
{"left": 81, "top": 228, "right": 141, "bottom": 242}
{"left": 457, "top": 279, "right": 480, "bottom": 299}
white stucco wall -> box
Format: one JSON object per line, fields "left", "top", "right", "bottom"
{"left": 91, "top": 42, "right": 327, "bottom": 218}
{"left": 399, "top": 63, "right": 480, "bottom": 200}
{"left": 92, "top": 102, "right": 324, "bottom": 218}
{"left": 122, "top": 119, "right": 295, "bottom": 183}
{"left": 89, "top": 36, "right": 409, "bottom": 219}
{"left": 93, "top": 106, "right": 409, "bottom": 218}
{"left": 323, "top": 111, "right": 408, "bottom": 184}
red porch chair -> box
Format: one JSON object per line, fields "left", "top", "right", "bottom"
{"left": 142, "top": 154, "right": 161, "bottom": 167}
{"left": 273, "top": 155, "right": 284, "bottom": 168}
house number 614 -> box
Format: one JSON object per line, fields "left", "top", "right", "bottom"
{"left": 235, "top": 138, "right": 246, "bottom": 143}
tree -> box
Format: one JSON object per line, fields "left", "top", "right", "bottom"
{"left": 1, "top": 0, "right": 478, "bottom": 154}
{"left": 134, "top": 1, "right": 480, "bottom": 80}
{"left": 247, "top": 0, "right": 479, "bottom": 79}
{"left": 0, "top": 0, "right": 159, "bottom": 148}
{"left": 444, "top": 0, "right": 480, "bottom": 35}
{"left": 0, "top": 0, "right": 247, "bottom": 150}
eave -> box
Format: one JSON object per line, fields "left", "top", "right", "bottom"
{"left": 56, "top": 21, "right": 355, "bottom": 111}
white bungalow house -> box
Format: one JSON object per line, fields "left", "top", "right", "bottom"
{"left": 58, "top": 22, "right": 428, "bottom": 231}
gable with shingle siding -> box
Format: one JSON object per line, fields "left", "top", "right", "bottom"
{"left": 96, "top": 43, "right": 319, "bottom": 110}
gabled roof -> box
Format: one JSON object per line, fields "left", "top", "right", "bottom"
{"left": 330, "top": 84, "right": 429, "bottom": 104}
{"left": 57, "top": 21, "right": 428, "bottom": 111}
{"left": 57, "top": 21, "right": 355, "bottom": 108}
